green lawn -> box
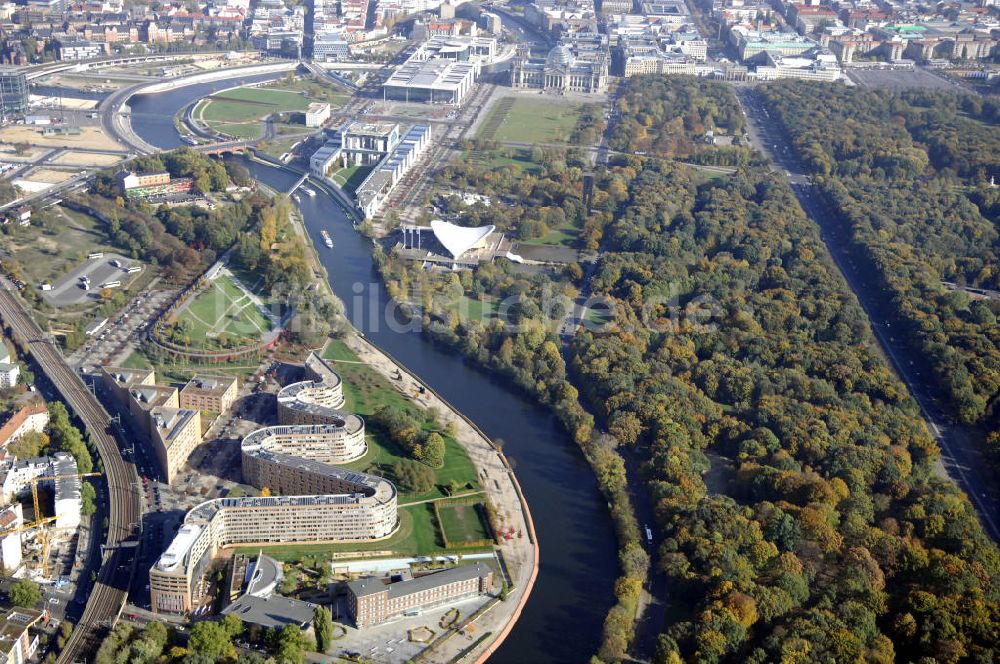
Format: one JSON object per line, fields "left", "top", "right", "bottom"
{"left": 262, "top": 76, "right": 352, "bottom": 106}
{"left": 173, "top": 273, "right": 272, "bottom": 345}
{"left": 211, "top": 122, "right": 263, "bottom": 140}
{"left": 463, "top": 148, "right": 542, "bottom": 176}
{"left": 437, "top": 501, "right": 491, "bottom": 545}
{"left": 202, "top": 87, "right": 311, "bottom": 123}
{"left": 322, "top": 339, "right": 481, "bottom": 503}
{"left": 519, "top": 224, "right": 579, "bottom": 248}
{"left": 199, "top": 86, "right": 313, "bottom": 140}
{"left": 478, "top": 98, "right": 584, "bottom": 144}
{"left": 331, "top": 164, "right": 373, "bottom": 192}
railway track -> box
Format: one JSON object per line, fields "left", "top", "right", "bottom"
{"left": 0, "top": 285, "right": 141, "bottom": 663}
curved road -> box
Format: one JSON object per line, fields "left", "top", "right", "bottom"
{"left": 0, "top": 285, "right": 142, "bottom": 663}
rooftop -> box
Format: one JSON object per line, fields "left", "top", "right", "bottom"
{"left": 430, "top": 219, "right": 496, "bottom": 259}
{"left": 347, "top": 562, "right": 492, "bottom": 599}
{"left": 181, "top": 374, "right": 237, "bottom": 397}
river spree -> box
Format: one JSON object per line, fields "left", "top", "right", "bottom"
{"left": 129, "top": 81, "right": 619, "bottom": 663}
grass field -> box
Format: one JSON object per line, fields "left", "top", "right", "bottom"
{"left": 198, "top": 87, "right": 312, "bottom": 139}
{"left": 322, "top": 339, "right": 481, "bottom": 503}
{"left": 5, "top": 207, "right": 120, "bottom": 292}
{"left": 437, "top": 501, "right": 491, "bottom": 545}
{"left": 477, "top": 98, "right": 584, "bottom": 144}
{"left": 519, "top": 222, "right": 579, "bottom": 248}
{"left": 463, "top": 148, "right": 542, "bottom": 177}
{"left": 331, "top": 164, "right": 373, "bottom": 192}
{"left": 263, "top": 77, "right": 352, "bottom": 106}
{"left": 173, "top": 273, "right": 273, "bottom": 344}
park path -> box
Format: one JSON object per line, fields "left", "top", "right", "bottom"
{"left": 323, "top": 333, "right": 539, "bottom": 664}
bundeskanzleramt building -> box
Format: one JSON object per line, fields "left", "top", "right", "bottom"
{"left": 347, "top": 563, "right": 494, "bottom": 628}
{"left": 179, "top": 374, "right": 239, "bottom": 414}
{"left": 150, "top": 489, "right": 398, "bottom": 614}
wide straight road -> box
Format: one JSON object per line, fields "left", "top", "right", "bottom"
{"left": 0, "top": 283, "right": 142, "bottom": 662}
{"left": 735, "top": 86, "right": 1000, "bottom": 542}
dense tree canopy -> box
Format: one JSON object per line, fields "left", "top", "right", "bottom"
{"left": 759, "top": 81, "right": 1000, "bottom": 428}
{"left": 379, "top": 76, "right": 1000, "bottom": 663}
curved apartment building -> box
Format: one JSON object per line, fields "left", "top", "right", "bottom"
{"left": 277, "top": 353, "right": 347, "bottom": 425}
{"left": 151, "top": 353, "right": 397, "bottom": 615}
{"left": 150, "top": 475, "right": 397, "bottom": 614}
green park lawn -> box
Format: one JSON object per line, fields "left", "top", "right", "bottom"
{"left": 463, "top": 147, "right": 542, "bottom": 177}
{"left": 478, "top": 98, "right": 584, "bottom": 144}
{"left": 173, "top": 273, "right": 272, "bottom": 344}
{"left": 331, "top": 164, "right": 373, "bottom": 192}
{"left": 437, "top": 501, "right": 491, "bottom": 545}
{"left": 322, "top": 339, "right": 481, "bottom": 503}
{"left": 198, "top": 87, "right": 313, "bottom": 139}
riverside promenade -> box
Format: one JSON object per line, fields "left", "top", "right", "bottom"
{"left": 330, "top": 333, "right": 539, "bottom": 664}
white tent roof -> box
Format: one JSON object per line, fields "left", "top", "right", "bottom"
{"left": 430, "top": 219, "right": 495, "bottom": 259}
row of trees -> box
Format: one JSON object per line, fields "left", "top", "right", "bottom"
{"left": 758, "top": 81, "right": 1000, "bottom": 429}
{"left": 380, "top": 133, "right": 646, "bottom": 660}
{"left": 567, "top": 75, "right": 1000, "bottom": 663}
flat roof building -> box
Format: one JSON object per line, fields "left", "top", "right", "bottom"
{"left": 277, "top": 353, "right": 347, "bottom": 425}
{"left": 347, "top": 562, "right": 494, "bottom": 628}
{"left": 150, "top": 489, "right": 397, "bottom": 614}
{"left": 150, "top": 407, "right": 202, "bottom": 485}
{"left": 0, "top": 607, "right": 43, "bottom": 664}
{"left": 242, "top": 421, "right": 368, "bottom": 488}
{"left": 305, "top": 102, "right": 331, "bottom": 128}
{"left": 221, "top": 554, "right": 317, "bottom": 628}
{"left": 102, "top": 366, "right": 203, "bottom": 483}
{"left": 354, "top": 123, "right": 432, "bottom": 218}
{"left": 179, "top": 374, "right": 239, "bottom": 414}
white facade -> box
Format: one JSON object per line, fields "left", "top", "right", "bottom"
{"left": 0, "top": 364, "right": 18, "bottom": 389}
{"left": 355, "top": 124, "right": 432, "bottom": 218}
{"left": 305, "top": 102, "right": 331, "bottom": 128}
{"left": 0, "top": 453, "right": 81, "bottom": 530}
{"left": 0, "top": 503, "right": 22, "bottom": 573}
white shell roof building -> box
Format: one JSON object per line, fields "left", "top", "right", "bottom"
{"left": 430, "top": 219, "right": 496, "bottom": 259}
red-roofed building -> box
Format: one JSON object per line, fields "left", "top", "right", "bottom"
{"left": 0, "top": 403, "right": 49, "bottom": 449}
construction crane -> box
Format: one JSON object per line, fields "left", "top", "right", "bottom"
{"left": 0, "top": 515, "right": 58, "bottom": 538}
{"left": 29, "top": 472, "right": 102, "bottom": 525}
{"left": 27, "top": 473, "right": 100, "bottom": 579}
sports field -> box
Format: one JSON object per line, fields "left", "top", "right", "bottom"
{"left": 477, "top": 97, "right": 584, "bottom": 144}
{"left": 174, "top": 273, "right": 273, "bottom": 343}
{"left": 437, "top": 501, "right": 491, "bottom": 545}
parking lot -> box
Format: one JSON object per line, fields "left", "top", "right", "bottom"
{"left": 68, "top": 289, "right": 174, "bottom": 370}
{"left": 41, "top": 252, "right": 144, "bottom": 307}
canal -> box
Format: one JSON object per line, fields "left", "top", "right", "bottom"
{"left": 129, "top": 81, "right": 619, "bottom": 663}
